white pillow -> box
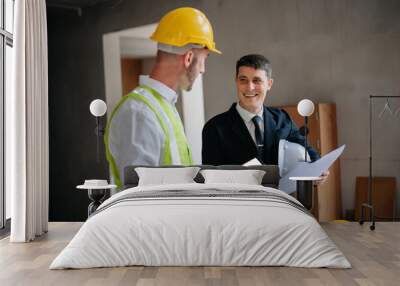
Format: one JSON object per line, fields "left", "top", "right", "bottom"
{"left": 200, "top": 169, "right": 266, "bottom": 185}
{"left": 135, "top": 167, "right": 200, "bottom": 186}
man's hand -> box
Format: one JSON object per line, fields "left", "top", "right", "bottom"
{"left": 314, "top": 170, "right": 330, "bottom": 186}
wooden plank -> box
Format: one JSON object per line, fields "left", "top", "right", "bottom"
{"left": 355, "top": 177, "right": 396, "bottom": 221}
{"left": 317, "top": 104, "right": 342, "bottom": 221}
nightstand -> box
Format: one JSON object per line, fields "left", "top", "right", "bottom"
{"left": 77, "top": 180, "right": 116, "bottom": 217}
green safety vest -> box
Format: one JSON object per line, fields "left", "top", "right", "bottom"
{"left": 104, "top": 85, "right": 193, "bottom": 187}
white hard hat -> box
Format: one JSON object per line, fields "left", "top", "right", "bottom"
{"left": 278, "top": 139, "right": 310, "bottom": 177}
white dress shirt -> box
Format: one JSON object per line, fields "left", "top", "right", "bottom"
{"left": 236, "top": 103, "right": 264, "bottom": 144}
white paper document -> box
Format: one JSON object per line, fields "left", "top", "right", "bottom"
{"left": 242, "top": 158, "right": 262, "bottom": 166}
{"left": 279, "top": 145, "right": 345, "bottom": 194}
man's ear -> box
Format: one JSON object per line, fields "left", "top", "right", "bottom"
{"left": 267, "top": 78, "right": 274, "bottom": 91}
{"left": 183, "top": 50, "right": 194, "bottom": 68}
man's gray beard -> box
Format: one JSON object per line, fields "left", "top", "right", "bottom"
{"left": 181, "top": 71, "right": 195, "bottom": 92}
{"left": 179, "top": 76, "right": 192, "bottom": 92}
{"left": 185, "top": 82, "right": 193, "bottom": 92}
{"left": 184, "top": 56, "right": 199, "bottom": 92}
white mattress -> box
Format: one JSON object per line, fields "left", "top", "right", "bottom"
{"left": 50, "top": 183, "right": 351, "bottom": 269}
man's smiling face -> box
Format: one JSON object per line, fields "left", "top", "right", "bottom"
{"left": 236, "top": 66, "right": 273, "bottom": 114}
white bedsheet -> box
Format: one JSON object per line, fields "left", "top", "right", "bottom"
{"left": 50, "top": 183, "right": 351, "bottom": 269}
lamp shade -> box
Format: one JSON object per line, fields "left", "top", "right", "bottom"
{"left": 297, "top": 99, "right": 315, "bottom": 117}
{"left": 89, "top": 99, "right": 107, "bottom": 117}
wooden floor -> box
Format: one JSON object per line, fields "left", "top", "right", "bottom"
{"left": 0, "top": 222, "right": 399, "bottom": 286}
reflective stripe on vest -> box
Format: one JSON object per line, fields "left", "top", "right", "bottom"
{"left": 140, "top": 86, "right": 193, "bottom": 166}
{"left": 104, "top": 85, "right": 192, "bottom": 187}
{"left": 136, "top": 86, "right": 181, "bottom": 164}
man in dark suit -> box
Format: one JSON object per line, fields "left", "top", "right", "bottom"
{"left": 202, "top": 54, "right": 320, "bottom": 166}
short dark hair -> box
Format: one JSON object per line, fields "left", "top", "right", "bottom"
{"left": 236, "top": 54, "right": 272, "bottom": 78}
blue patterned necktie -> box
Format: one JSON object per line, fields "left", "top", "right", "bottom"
{"left": 252, "top": 115, "right": 264, "bottom": 160}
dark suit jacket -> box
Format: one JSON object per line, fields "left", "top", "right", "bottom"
{"left": 202, "top": 103, "right": 320, "bottom": 165}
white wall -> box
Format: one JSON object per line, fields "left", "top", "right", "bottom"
{"left": 181, "top": 76, "right": 205, "bottom": 164}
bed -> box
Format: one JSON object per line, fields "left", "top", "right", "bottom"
{"left": 50, "top": 165, "right": 351, "bottom": 269}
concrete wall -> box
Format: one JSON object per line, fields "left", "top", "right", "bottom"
{"left": 200, "top": 0, "right": 400, "bottom": 216}
{"left": 47, "top": 0, "right": 400, "bottom": 220}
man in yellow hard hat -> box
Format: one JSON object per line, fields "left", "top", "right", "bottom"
{"left": 105, "top": 7, "right": 221, "bottom": 187}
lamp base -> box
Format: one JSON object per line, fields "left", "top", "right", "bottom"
{"left": 296, "top": 180, "right": 313, "bottom": 210}
{"left": 88, "top": 189, "right": 107, "bottom": 216}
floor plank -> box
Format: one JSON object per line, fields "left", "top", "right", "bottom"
{"left": 0, "top": 222, "right": 399, "bottom": 286}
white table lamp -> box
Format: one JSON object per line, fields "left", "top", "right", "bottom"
{"left": 90, "top": 99, "right": 107, "bottom": 117}
{"left": 297, "top": 99, "right": 315, "bottom": 117}
{"left": 297, "top": 99, "right": 315, "bottom": 162}
{"left": 294, "top": 99, "right": 316, "bottom": 210}
{"left": 89, "top": 99, "right": 107, "bottom": 162}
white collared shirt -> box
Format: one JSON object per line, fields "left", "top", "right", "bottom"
{"left": 236, "top": 102, "right": 264, "bottom": 144}
{"left": 139, "top": 75, "right": 178, "bottom": 105}
{"left": 108, "top": 75, "right": 183, "bottom": 184}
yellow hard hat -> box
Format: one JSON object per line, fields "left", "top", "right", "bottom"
{"left": 150, "top": 7, "right": 221, "bottom": 54}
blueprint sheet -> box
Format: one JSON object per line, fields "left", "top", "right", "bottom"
{"left": 279, "top": 145, "right": 346, "bottom": 194}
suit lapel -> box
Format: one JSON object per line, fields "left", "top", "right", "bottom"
{"left": 229, "top": 104, "right": 258, "bottom": 155}
{"left": 263, "top": 106, "right": 277, "bottom": 162}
